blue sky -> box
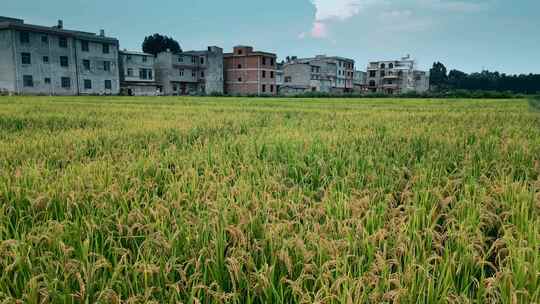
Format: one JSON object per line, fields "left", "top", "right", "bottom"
{"left": 4, "top": 0, "right": 539, "bottom": 73}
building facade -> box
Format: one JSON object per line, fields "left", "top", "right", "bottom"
{"left": 353, "top": 70, "right": 367, "bottom": 93}
{"left": 224, "top": 46, "right": 277, "bottom": 96}
{"left": 367, "top": 56, "right": 429, "bottom": 94}
{"left": 0, "top": 16, "right": 120, "bottom": 95}
{"left": 119, "top": 50, "right": 159, "bottom": 96}
{"left": 154, "top": 46, "right": 223, "bottom": 95}
{"left": 281, "top": 55, "right": 355, "bottom": 95}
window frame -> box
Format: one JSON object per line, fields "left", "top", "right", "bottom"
{"left": 59, "top": 37, "right": 68, "bottom": 48}
{"left": 61, "top": 77, "right": 71, "bottom": 89}
{"left": 21, "top": 52, "right": 31, "bottom": 65}
{"left": 84, "top": 79, "right": 92, "bottom": 90}
{"left": 60, "top": 56, "right": 69, "bottom": 67}
{"left": 20, "top": 32, "right": 30, "bottom": 44}
{"left": 81, "top": 40, "right": 89, "bottom": 52}
{"left": 23, "top": 75, "right": 33, "bottom": 87}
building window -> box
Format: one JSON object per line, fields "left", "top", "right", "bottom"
{"left": 179, "top": 69, "right": 184, "bottom": 76}
{"left": 201, "top": 71, "right": 205, "bottom": 78}
{"left": 369, "top": 80, "right": 376, "bottom": 87}
{"left": 191, "top": 56, "right": 196, "bottom": 64}
{"left": 369, "top": 70, "right": 376, "bottom": 77}
{"left": 238, "top": 77, "right": 242, "bottom": 82}
{"left": 285, "top": 76, "right": 291, "bottom": 83}
{"left": 149, "top": 70, "right": 153, "bottom": 80}
{"left": 380, "top": 71, "right": 385, "bottom": 77}
{"left": 270, "top": 71, "right": 274, "bottom": 78}
{"left": 102, "top": 44, "right": 110, "bottom": 54}
{"left": 237, "top": 49, "right": 243, "bottom": 55}
{"left": 270, "top": 58, "right": 274, "bottom": 66}
{"left": 270, "top": 85, "right": 274, "bottom": 92}
{"left": 380, "top": 63, "right": 386, "bottom": 69}
{"left": 81, "top": 40, "right": 89, "bottom": 52}
{"left": 61, "top": 77, "right": 71, "bottom": 89}
{"left": 237, "top": 64, "right": 242, "bottom": 69}
{"left": 262, "top": 57, "right": 266, "bottom": 65}
{"left": 59, "top": 37, "right": 68, "bottom": 48}
{"left": 23, "top": 75, "right": 33, "bottom": 87}
{"left": 84, "top": 79, "right": 92, "bottom": 89}
{"left": 43, "top": 56, "right": 49, "bottom": 64}
{"left": 127, "top": 68, "right": 133, "bottom": 76}
{"left": 200, "top": 57, "right": 204, "bottom": 64}
{"left": 21, "top": 53, "right": 31, "bottom": 65}
{"left": 20, "top": 32, "right": 30, "bottom": 43}
{"left": 60, "top": 56, "right": 69, "bottom": 67}
{"left": 178, "top": 57, "right": 183, "bottom": 62}
{"left": 44, "top": 78, "right": 51, "bottom": 84}
{"left": 262, "top": 84, "right": 266, "bottom": 92}
{"left": 103, "top": 61, "right": 111, "bottom": 71}
{"left": 262, "top": 70, "right": 266, "bottom": 78}
{"left": 389, "top": 63, "right": 394, "bottom": 69}
{"left": 191, "top": 71, "right": 196, "bottom": 77}
{"left": 83, "top": 59, "right": 91, "bottom": 70}
{"left": 105, "top": 80, "right": 112, "bottom": 90}
{"left": 142, "top": 56, "right": 147, "bottom": 62}
{"left": 41, "top": 35, "right": 48, "bottom": 43}
{"left": 140, "top": 69, "right": 147, "bottom": 79}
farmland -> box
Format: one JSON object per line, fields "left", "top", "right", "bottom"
{"left": 0, "top": 96, "right": 539, "bottom": 303}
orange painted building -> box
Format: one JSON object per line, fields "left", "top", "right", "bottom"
{"left": 224, "top": 46, "right": 277, "bottom": 95}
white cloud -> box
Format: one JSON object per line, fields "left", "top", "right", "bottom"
{"left": 300, "top": 0, "right": 489, "bottom": 39}
{"left": 302, "top": 0, "right": 376, "bottom": 39}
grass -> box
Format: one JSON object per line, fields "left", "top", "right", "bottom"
{"left": 0, "top": 96, "right": 539, "bottom": 303}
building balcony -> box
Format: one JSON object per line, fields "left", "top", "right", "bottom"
{"left": 383, "top": 75, "right": 399, "bottom": 79}
{"left": 382, "top": 83, "right": 399, "bottom": 88}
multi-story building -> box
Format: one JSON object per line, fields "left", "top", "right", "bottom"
{"left": 281, "top": 55, "right": 355, "bottom": 95}
{"left": 367, "top": 56, "right": 429, "bottom": 94}
{"left": 224, "top": 46, "right": 277, "bottom": 96}
{"left": 154, "top": 46, "right": 223, "bottom": 95}
{"left": 0, "top": 16, "right": 120, "bottom": 95}
{"left": 119, "top": 50, "right": 159, "bottom": 96}
{"left": 275, "top": 62, "right": 284, "bottom": 94}
{"left": 353, "top": 70, "right": 367, "bottom": 93}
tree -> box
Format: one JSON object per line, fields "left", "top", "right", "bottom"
{"left": 429, "top": 62, "right": 448, "bottom": 90}
{"left": 142, "top": 34, "right": 182, "bottom": 56}
{"left": 447, "top": 69, "right": 468, "bottom": 89}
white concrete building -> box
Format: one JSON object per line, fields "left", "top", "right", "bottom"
{"left": 0, "top": 16, "right": 120, "bottom": 95}
{"left": 367, "top": 55, "right": 429, "bottom": 94}
{"left": 119, "top": 50, "right": 159, "bottom": 96}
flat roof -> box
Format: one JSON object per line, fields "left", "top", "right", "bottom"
{"left": 120, "top": 50, "right": 153, "bottom": 56}
{"left": 0, "top": 17, "right": 118, "bottom": 44}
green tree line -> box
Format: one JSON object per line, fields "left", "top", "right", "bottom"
{"left": 430, "top": 62, "right": 540, "bottom": 94}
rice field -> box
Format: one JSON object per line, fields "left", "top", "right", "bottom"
{"left": 0, "top": 96, "right": 539, "bottom": 303}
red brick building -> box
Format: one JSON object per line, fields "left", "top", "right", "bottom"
{"left": 224, "top": 46, "right": 277, "bottom": 96}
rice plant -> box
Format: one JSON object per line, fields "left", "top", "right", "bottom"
{"left": 0, "top": 96, "right": 539, "bottom": 303}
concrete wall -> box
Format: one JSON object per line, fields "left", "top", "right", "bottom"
{"left": 155, "top": 49, "right": 224, "bottom": 96}
{"left": 14, "top": 30, "right": 78, "bottom": 95}
{"left": 119, "top": 52, "right": 158, "bottom": 95}
{"left": 204, "top": 46, "right": 224, "bottom": 94}
{"left": 1, "top": 25, "right": 120, "bottom": 95}
{"left": 77, "top": 39, "right": 120, "bottom": 95}
{"left": 0, "top": 29, "right": 16, "bottom": 92}
{"left": 283, "top": 63, "right": 310, "bottom": 88}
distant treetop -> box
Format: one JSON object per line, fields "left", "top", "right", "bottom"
{"left": 142, "top": 34, "right": 182, "bottom": 56}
